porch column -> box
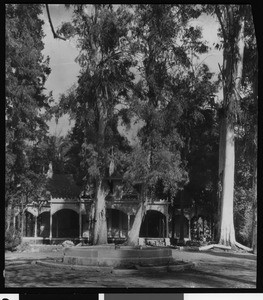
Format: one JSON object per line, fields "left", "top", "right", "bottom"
{"left": 119, "top": 211, "right": 121, "bottom": 238}
{"left": 49, "top": 209, "right": 52, "bottom": 241}
{"left": 25, "top": 212, "right": 28, "bottom": 236}
{"left": 21, "top": 211, "right": 24, "bottom": 237}
{"left": 79, "top": 201, "right": 82, "bottom": 240}
{"left": 127, "top": 214, "right": 130, "bottom": 232}
{"left": 188, "top": 217, "right": 191, "bottom": 240}
{"left": 161, "top": 218, "right": 164, "bottom": 238}
{"left": 34, "top": 216, "right": 37, "bottom": 238}
{"left": 13, "top": 215, "right": 16, "bottom": 230}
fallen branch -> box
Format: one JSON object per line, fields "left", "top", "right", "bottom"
{"left": 235, "top": 241, "right": 253, "bottom": 253}
{"left": 199, "top": 244, "right": 231, "bottom": 251}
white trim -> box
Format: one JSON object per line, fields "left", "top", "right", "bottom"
{"left": 185, "top": 295, "right": 263, "bottom": 300}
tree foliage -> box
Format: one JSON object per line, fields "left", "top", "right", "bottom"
{"left": 233, "top": 7, "right": 257, "bottom": 248}
{"left": 8, "top": 4, "right": 256, "bottom": 248}
{"left": 206, "top": 4, "right": 257, "bottom": 248}
{"left": 56, "top": 5, "right": 134, "bottom": 183}
{"left": 54, "top": 5, "right": 222, "bottom": 245}
{"left": 5, "top": 4, "right": 52, "bottom": 228}
{"left": 122, "top": 5, "right": 217, "bottom": 201}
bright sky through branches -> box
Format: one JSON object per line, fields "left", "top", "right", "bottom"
{"left": 41, "top": 4, "right": 222, "bottom": 137}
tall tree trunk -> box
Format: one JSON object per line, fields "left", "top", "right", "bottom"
{"left": 5, "top": 198, "right": 14, "bottom": 231}
{"left": 127, "top": 194, "right": 148, "bottom": 246}
{"left": 217, "top": 115, "right": 226, "bottom": 241}
{"left": 218, "top": 120, "right": 236, "bottom": 246}
{"left": 251, "top": 153, "right": 257, "bottom": 254}
{"left": 179, "top": 190, "right": 185, "bottom": 243}
{"left": 87, "top": 201, "right": 95, "bottom": 243}
{"left": 127, "top": 203, "right": 144, "bottom": 246}
{"left": 92, "top": 95, "right": 108, "bottom": 245}
{"left": 93, "top": 179, "right": 108, "bottom": 245}
{"left": 216, "top": 5, "right": 245, "bottom": 247}
{"left": 251, "top": 51, "right": 258, "bottom": 254}
{"left": 171, "top": 202, "right": 176, "bottom": 241}
{"left": 211, "top": 181, "right": 217, "bottom": 241}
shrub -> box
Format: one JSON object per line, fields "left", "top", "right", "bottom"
{"left": 191, "top": 217, "right": 212, "bottom": 243}
{"left": 5, "top": 227, "right": 21, "bottom": 251}
{"left": 234, "top": 187, "right": 254, "bottom": 247}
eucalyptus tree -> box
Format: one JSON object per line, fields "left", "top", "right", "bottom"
{"left": 53, "top": 5, "right": 222, "bottom": 247}
{"left": 212, "top": 4, "right": 256, "bottom": 249}
{"left": 234, "top": 6, "right": 257, "bottom": 252}
{"left": 122, "top": 4, "right": 217, "bottom": 245}
{"left": 55, "top": 4, "right": 135, "bottom": 244}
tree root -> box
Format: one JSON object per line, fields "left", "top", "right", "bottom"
{"left": 234, "top": 241, "right": 253, "bottom": 253}
{"left": 199, "top": 244, "right": 231, "bottom": 251}
{"left": 199, "top": 242, "right": 253, "bottom": 253}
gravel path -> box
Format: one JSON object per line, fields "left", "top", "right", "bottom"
{"left": 5, "top": 248, "right": 256, "bottom": 288}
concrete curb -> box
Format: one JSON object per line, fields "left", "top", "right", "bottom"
{"left": 112, "top": 262, "right": 196, "bottom": 275}
{"left": 5, "top": 255, "right": 63, "bottom": 261}
{"left": 5, "top": 260, "right": 36, "bottom": 268}
{"left": 63, "top": 246, "right": 173, "bottom": 267}
{"left": 36, "top": 260, "right": 113, "bottom": 273}
{"left": 5, "top": 262, "right": 38, "bottom": 269}
{"left": 36, "top": 259, "right": 195, "bottom": 275}
{"left": 6, "top": 258, "right": 63, "bottom": 266}
{"left": 6, "top": 260, "right": 33, "bottom": 265}
{"left": 112, "top": 268, "right": 139, "bottom": 275}
{"left": 36, "top": 260, "right": 195, "bottom": 276}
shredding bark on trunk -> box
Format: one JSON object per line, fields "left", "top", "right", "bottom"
{"left": 93, "top": 179, "right": 109, "bottom": 245}
{"left": 215, "top": 5, "right": 252, "bottom": 250}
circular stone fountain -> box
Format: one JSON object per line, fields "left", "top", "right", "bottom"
{"left": 63, "top": 245, "right": 173, "bottom": 268}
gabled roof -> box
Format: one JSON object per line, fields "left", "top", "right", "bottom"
{"left": 46, "top": 174, "right": 82, "bottom": 199}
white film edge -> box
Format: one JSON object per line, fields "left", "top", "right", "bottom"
{"left": 0, "top": 295, "right": 19, "bottom": 300}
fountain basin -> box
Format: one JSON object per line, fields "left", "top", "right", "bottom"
{"left": 63, "top": 245, "right": 173, "bottom": 267}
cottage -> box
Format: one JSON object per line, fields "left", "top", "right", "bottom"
{"left": 15, "top": 167, "right": 172, "bottom": 246}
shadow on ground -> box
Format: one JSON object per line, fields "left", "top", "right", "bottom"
{"left": 5, "top": 261, "right": 256, "bottom": 288}
{"left": 203, "top": 251, "right": 256, "bottom": 261}
{"left": 5, "top": 248, "right": 257, "bottom": 288}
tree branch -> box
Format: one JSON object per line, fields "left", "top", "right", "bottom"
{"left": 218, "top": 63, "right": 225, "bottom": 81}
{"left": 46, "top": 4, "right": 67, "bottom": 41}
{"left": 215, "top": 5, "right": 227, "bottom": 42}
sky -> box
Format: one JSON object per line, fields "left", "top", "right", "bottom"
{"left": 41, "top": 5, "right": 222, "bottom": 137}
{"left": 41, "top": 5, "right": 80, "bottom": 137}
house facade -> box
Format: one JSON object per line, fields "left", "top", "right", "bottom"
{"left": 15, "top": 171, "right": 172, "bottom": 246}
{"left": 14, "top": 166, "right": 212, "bottom": 245}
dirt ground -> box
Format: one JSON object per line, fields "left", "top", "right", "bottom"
{"left": 5, "top": 247, "right": 257, "bottom": 288}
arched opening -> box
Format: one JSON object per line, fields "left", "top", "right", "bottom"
{"left": 52, "top": 209, "right": 79, "bottom": 238}
{"left": 37, "top": 211, "right": 50, "bottom": 238}
{"left": 106, "top": 209, "right": 128, "bottom": 240}
{"left": 24, "top": 211, "right": 35, "bottom": 237}
{"left": 139, "top": 210, "right": 166, "bottom": 238}
{"left": 173, "top": 215, "right": 190, "bottom": 239}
